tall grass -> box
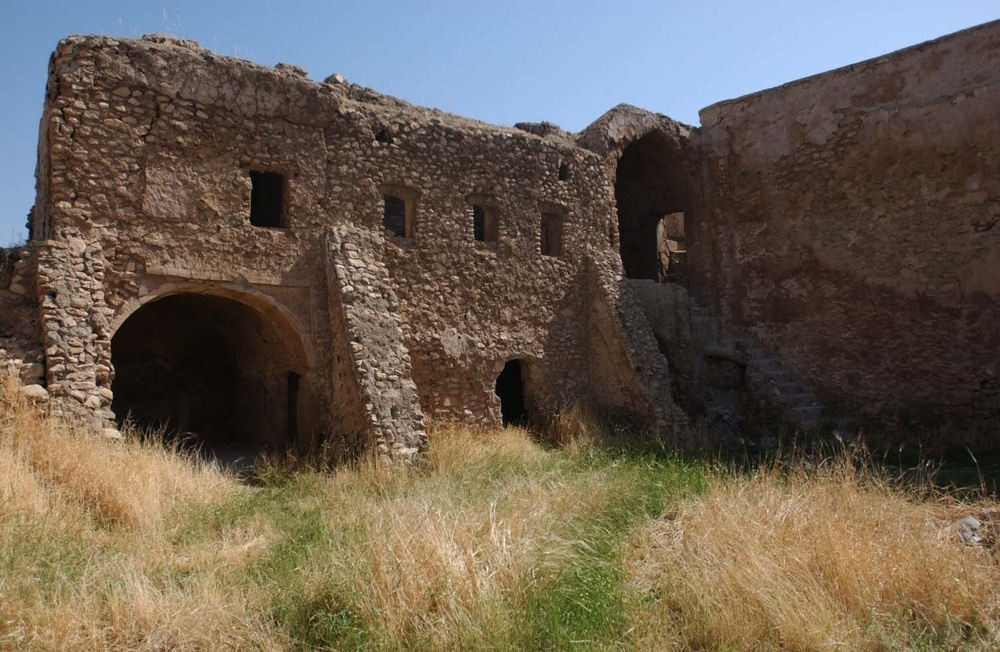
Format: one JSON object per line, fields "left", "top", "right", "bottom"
{"left": 0, "top": 377, "right": 997, "bottom": 650}
{"left": 0, "top": 373, "right": 231, "bottom": 529}
{"left": 0, "top": 372, "right": 260, "bottom": 650}
{"left": 627, "top": 448, "right": 1000, "bottom": 650}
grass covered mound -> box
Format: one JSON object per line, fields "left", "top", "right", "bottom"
{"left": 1, "top": 377, "right": 997, "bottom": 650}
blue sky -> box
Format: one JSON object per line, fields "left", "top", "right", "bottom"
{"left": 1, "top": 1, "right": 996, "bottom": 244}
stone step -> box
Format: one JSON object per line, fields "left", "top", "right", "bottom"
{"left": 776, "top": 381, "right": 802, "bottom": 395}
{"left": 759, "top": 369, "right": 791, "bottom": 383}
{"left": 790, "top": 405, "right": 823, "bottom": 424}
{"left": 702, "top": 345, "right": 743, "bottom": 362}
{"left": 690, "top": 315, "right": 716, "bottom": 331}
{"left": 738, "top": 337, "right": 841, "bottom": 431}
{"left": 779, "top": 393, "right": 816, "bottom": 409}
{"left": 690, "top": 317, "right": 714, "bottom": 332}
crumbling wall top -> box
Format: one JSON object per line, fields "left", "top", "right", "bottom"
{"left": 140, "top": 33, "right": 202, "bottom": 50}
{"left": 50, "top": 33, "right": 600, "bottom": 160}
{"left": 576, "top": 103, "right": 693, "bottom": 167}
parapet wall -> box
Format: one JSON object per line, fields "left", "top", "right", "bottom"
{"left": 698, "top": 20, "right": 1000, "bottom": 439}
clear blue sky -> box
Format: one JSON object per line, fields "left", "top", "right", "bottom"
{"left": 1, "top": 1, "right": 996, "bottom": 244}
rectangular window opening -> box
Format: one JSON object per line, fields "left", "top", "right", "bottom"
{"left": 249, "top": 171, "right": 286, "bottom": 228}
{"left": 383, "top": 195, "right": 408, "bottom": 238}
{"left": 540, "top": 213, "right": 563, "bottom": 257}
{"left": 472, "top": 204, "right": 498, "bottom": 243}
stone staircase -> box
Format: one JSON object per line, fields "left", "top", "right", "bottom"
{"left": 687, "top": 294, "right": 841, "bottom": 433}
{"left": 739, "top": 339, "right": 826, "bottom": 430}
{"left": 627, "top": 281, "right": 851, "bottom": 438}
{"left": 687, "top": 299, "right": 720, "bottom": 349}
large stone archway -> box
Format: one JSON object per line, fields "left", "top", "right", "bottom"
{"left": 110, "top": 289, "right": 315, "bottom": 459}
{"left": 614, "top": 130, "right": 691, "bottom": 281}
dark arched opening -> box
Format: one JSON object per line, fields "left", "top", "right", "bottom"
{"left": 111, "top": 293, "right": 312, "bottom": 463}
{"left": 614, "top": 131, "right": 690, "bottom": 281}
{"left": 495, "top": 359, "right": 528, "bottom": 426}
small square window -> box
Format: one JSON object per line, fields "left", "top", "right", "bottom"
{"left": 472, "top": 204, "right": 499, "bottom": 243}
{"left": 249, "top": 171, "right": 286, "bottom": 228}
{"left": 540, "top": 213, "right": 563, "bottom": 257}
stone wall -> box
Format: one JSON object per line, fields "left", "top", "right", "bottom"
{"left": 27, "top": 22, "right": 1000, "bottom": 456}
{"left": 0, "top": 247, "right": 46, "bottom": 392}
{"left": 698, "top": 20, "right": 1000, "bottom": 441}
{"left": 36, "top": 234, "right": 114, "bottom": 418}
{"left": 29, "top": 33, "right": 677, "bottom": 457}
{"left": 326, "top": 224, "right": 426, "bottom": 461}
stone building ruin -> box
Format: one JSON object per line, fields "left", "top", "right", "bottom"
{"left": 3, "top": 20, "right": 999, "bottom": 459}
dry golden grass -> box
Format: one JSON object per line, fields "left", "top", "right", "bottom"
{"left": 427, "top": 420, "right": 553, "bottom": 470}
{"left": 0, "top": 372, "right": 266, "bottom": 651}
{"left": 545, "top": 404, "right": 603, "bottom": 450}
{"left": 2, "top": 374, "right": 998, "bottom": 650}
{"left": 0, "top": 373, "right": 232, "bottom": 529}
{"left": 294, "top": 421, "right": 614, "bottom": 646}
{"left": 627, "top": 451, "right": 1000, "bottom": 650}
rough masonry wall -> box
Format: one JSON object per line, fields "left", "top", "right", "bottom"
{"left": 326, "top": 224, "right": 427, "bottom": 460}
{"left": 0, "top": 248, "right": 46, "bottom": 391}
{"left": 34, "top": 35, "right": 335, "bottom": 443}
{"left": 586, "top": 264, "right": 690, "bottom": 444}
{"left": 32, "top": 34, "right": 674, "bottom": 450}
{"left": 698, "top": 21, "right": 1000, "bottom": 441}
{"left": 371, "top": 124, "right": 611, "bottom": 425}
{"left": 36, "top": 235, "right": 115, "bottom": 418}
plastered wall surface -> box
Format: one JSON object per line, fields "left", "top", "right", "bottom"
{"left": 698, "top": 21, "right": 1000, "bottom": 439}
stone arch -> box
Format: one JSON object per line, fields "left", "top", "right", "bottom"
{"left": 614, "top": 129, "right": 692, "bottom": 280}
{"left": 109, "top": 284, "right": 316, "bottom": 460}
{"left": 578, "top": 104, "right": 696, "bottom": 281}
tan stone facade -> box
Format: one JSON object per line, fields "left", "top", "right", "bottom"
{"left": 19, "top": 33, "right": 685, "bottom": 460}
{"left": 9, "top": 20, "right": 999, "bottom": 456}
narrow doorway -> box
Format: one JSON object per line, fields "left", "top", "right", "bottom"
{"left": 495, "top": 359, "right": 528, "bottom": 426}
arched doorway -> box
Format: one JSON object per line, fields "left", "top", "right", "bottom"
{"left": 614, "top": 131, "right": 690, "bottom": 281}
{"left": 110, "top": 291, "right": 313, "bottom": 462}
{"left": 495, "top": 359, "right": 528, "bottom": 426}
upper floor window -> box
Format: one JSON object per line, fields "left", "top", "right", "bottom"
{"left": 471, "top": 203, "right": 499, "bottom": 244}
{"left": 540, "top": 212, "right": 563, "bottom": 257}
{"left": 381, "top": 185, "right": 418, "bottom": 239}
{"left": 249, "top": 171, "right": 286, "bottom": 228}
{"left": 383, "top": 195, "right": 407, "bottom": 237}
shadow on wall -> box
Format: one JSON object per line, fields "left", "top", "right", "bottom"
{"left": 110, "top": 292, "right": 313, "bottom": 460}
